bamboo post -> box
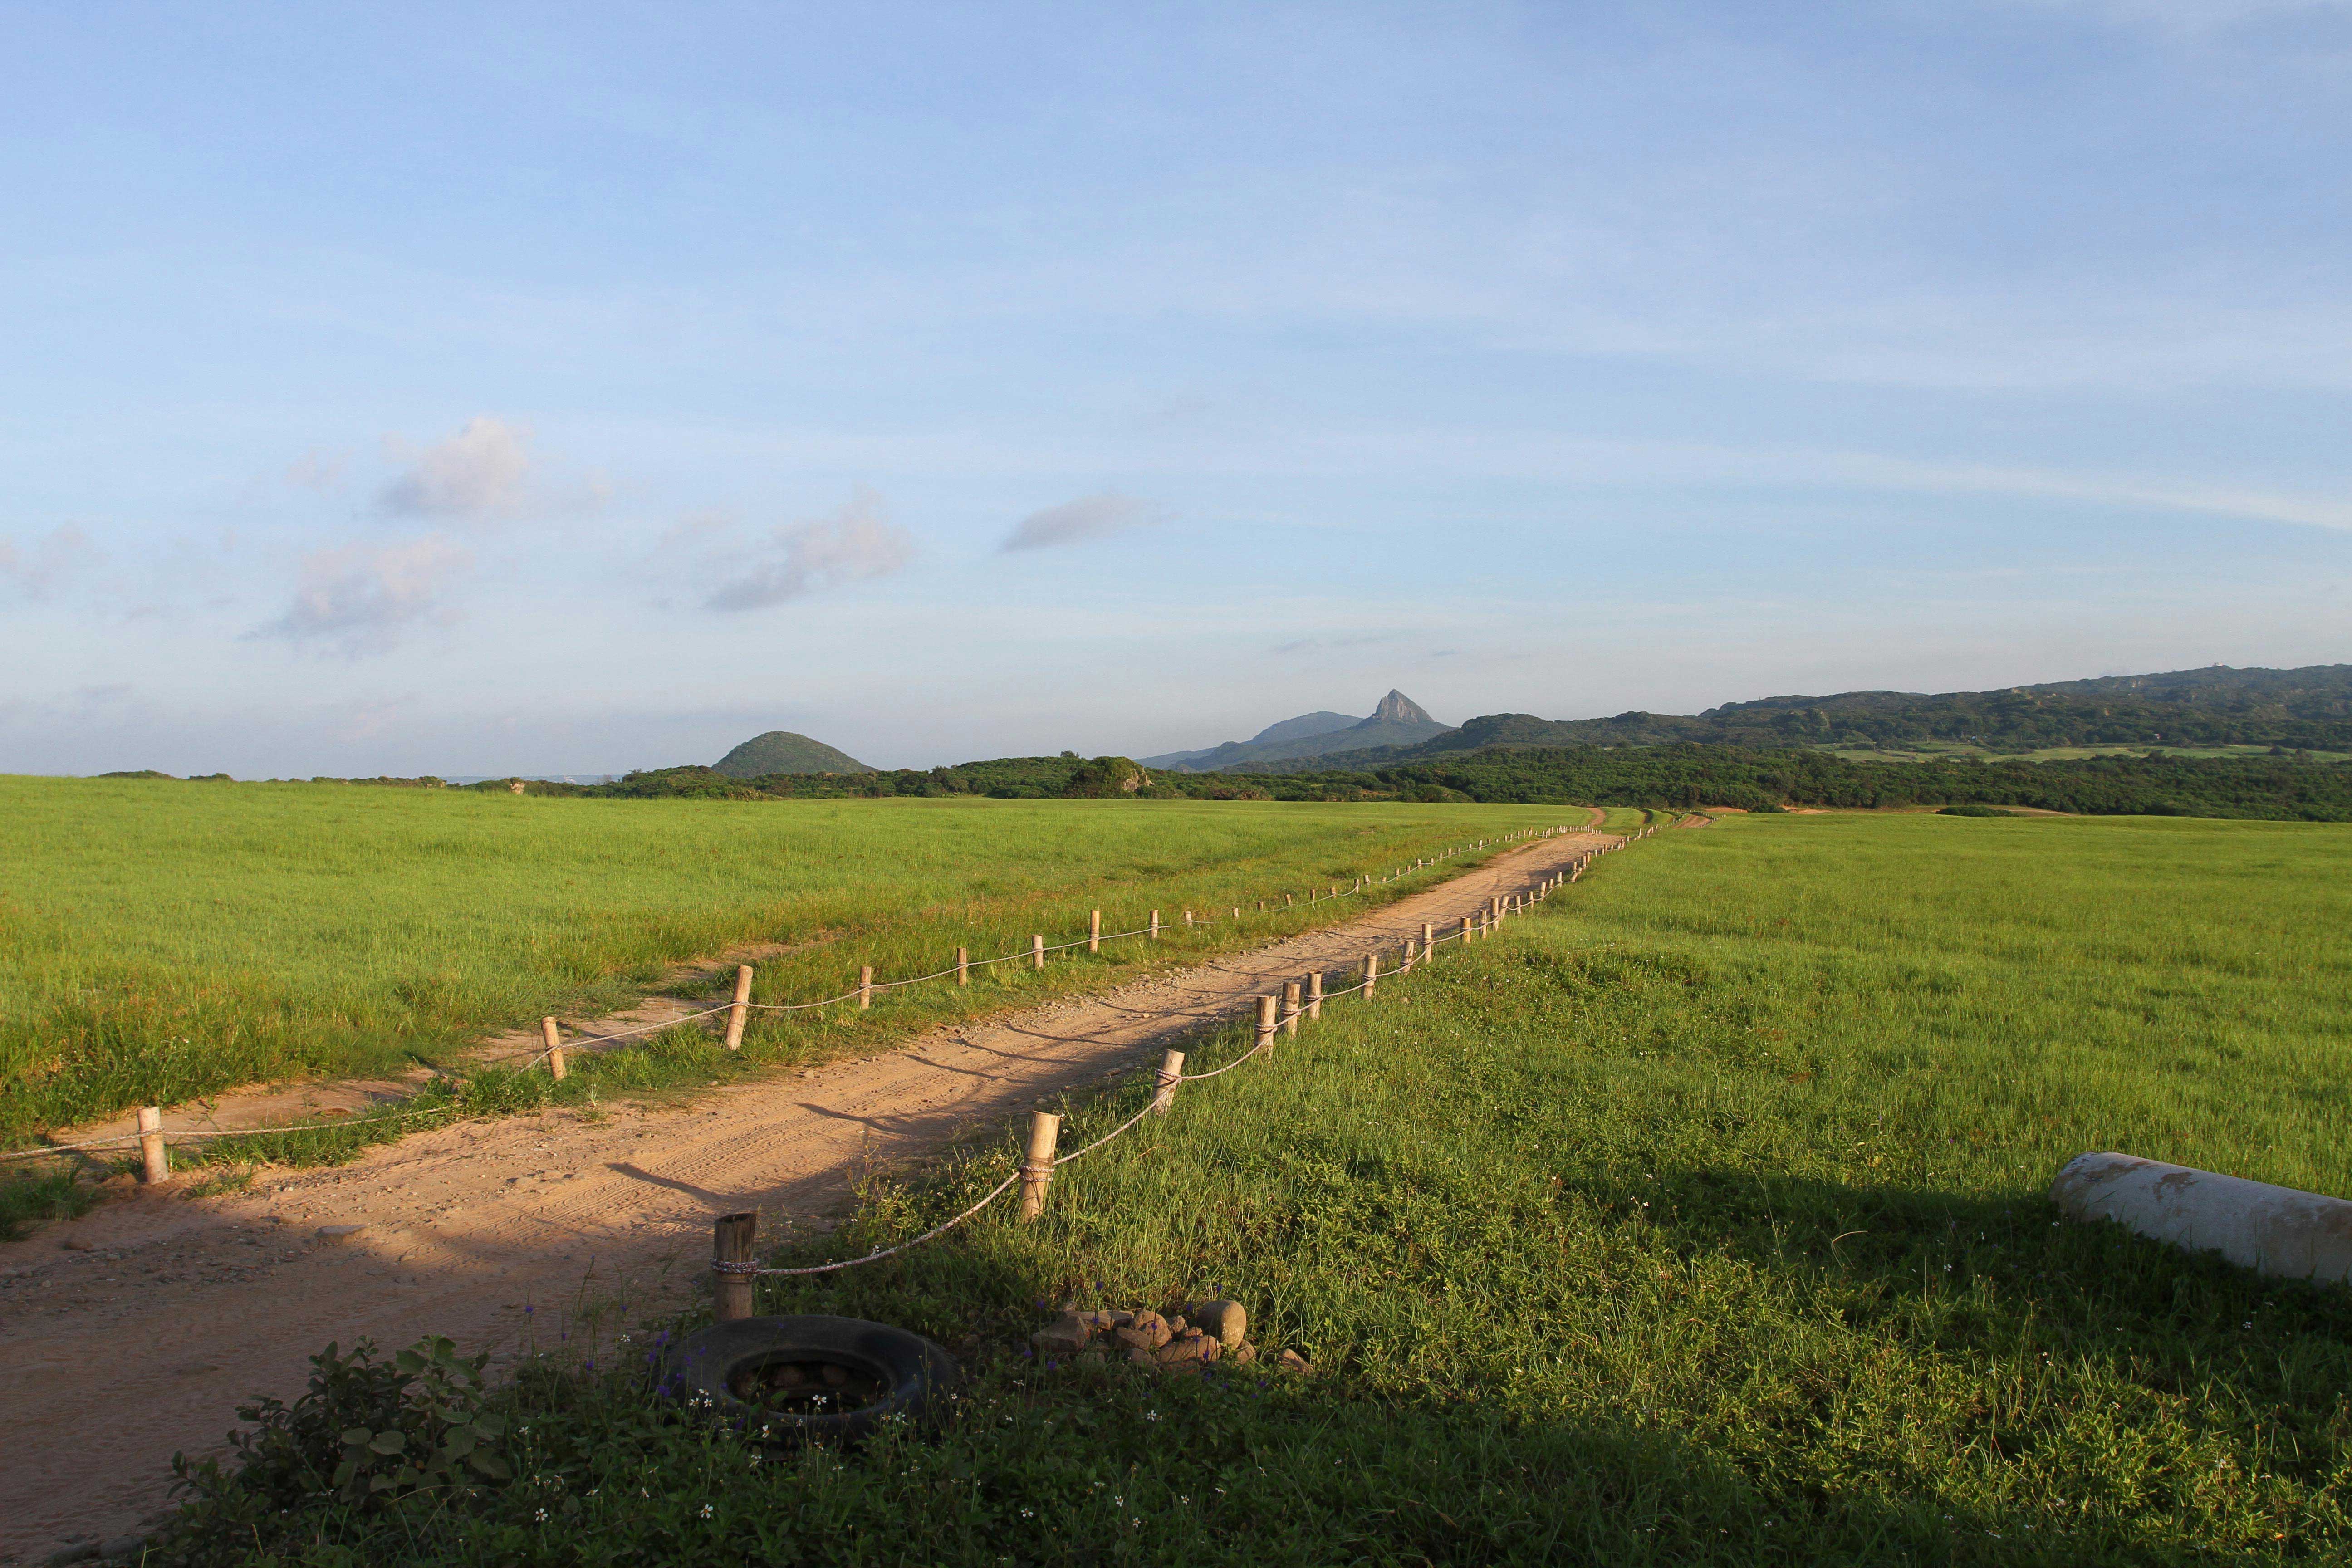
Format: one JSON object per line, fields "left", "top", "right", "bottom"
{"left": 1285, "top": 892, "right": 1294, "bottom": 907}
{"left": 859, "top": 965, "right": 875, "bottom": 1009}
{"left": 1152, "top": 1050, "right": 1185, "bottom": 1115}
{"left": 1089, "top": 909, "right": 1101, "bottom": 954}
{"left": 1032, "top": 934, "right": 1045, "bottom": 970}
{"left": 1363, "top": 951, "right": 1379, "bottom": 998}
{"left": 1254, "top": 995, "right": 1277, "bottom": 1058}
{"left": 724, "top": 964, "right": 754, "bottom": 1051}
{"left": 957, "top": 946, "right": 970, "bottom": 986}
{"left": 1282, "top": 980, "right": 1302, "bottom": 1038}
{"left": 541, "top": 1017, "right": 566, "bottom": 1081}
{"left": 1462, "top": 914, "right": 1475, "bottom": 944}
{"left": 136, "top": 1106, "right": 168, "bottom": 1184}
{"left": 1307, "top": 970, "right": 1323, "bottom": 1019}
{"left": 1151, "top": 909, "right": 1161, "bottom": 940}
{"left": 713, "top": 1211, "right": 757, "bottom": 1323}
{"left": 1019, "top": 1112, "right": 1061, "bottom": 1221}
{"left": 1403, "top": 937, "right": 1418, "bottom": 972}
{"left": 1422, "top": 921, "right": 1435, "bottom": 960}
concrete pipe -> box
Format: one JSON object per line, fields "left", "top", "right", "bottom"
{"left": 2050, "top": 1152, "right": 2352, "bottom": 1286}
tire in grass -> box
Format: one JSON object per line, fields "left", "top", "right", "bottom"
{"left": 660, "top": 1314, "right": 962, "bottom": 1443}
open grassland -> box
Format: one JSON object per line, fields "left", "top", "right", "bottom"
{"left": 166, "top": 811, "right": 2352, "bottom": 1565}
{"left": 0, "top": 776, "right": 1573, "bottom": 1146}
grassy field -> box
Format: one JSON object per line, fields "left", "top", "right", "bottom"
{"left": 0, "top": 777, "right": 1577, "bottom": 1146}
{"left": 163, "top": 809, "right": 2352, "bottom": 1565}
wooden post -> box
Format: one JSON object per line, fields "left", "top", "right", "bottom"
{"left": 724, "top": 964, "right": 754, "bottom": 1051}
{"left": 541, "top": 1017, "right": 566, "bottom": 1081}
{"left": 859, "top": 965, "right": 875, "bottom": 1009}
{"left": 1089, "top": 909, "right": 1101, "bottom": 954}
{"left": 1363, "top": 951, "right": 1379, "bottom": 998}
{"left": 1151, "top": 909, "right": 1161, "bottom": 940}
{"left": 136, "top": 1106, "right": 168, "bottom": 1184}
{"left": 1282, "top": 980, "right": 1302, "bottom": 1038}
{"left": 1233, "top": 906, "right": 1241, "bottom": 921}
{"left": 1032, "top": 934, "right": 1045, "bottom": 970}
{"left": 1285, "top": 892, "right": 1294, "bottom": 907}
{"left": 1422, "top": 921, "right": 1435, "bottom": 960}
{"left": 1403, "top": 937, "right": 1418, "bottom": 972}
{"left": 1019, "top": 1111, "right": 1061, "bottom": 1221}
{"left": 1462, "top": 914, "right": 1475, "bottom": 944}
{"left": 713, "top": 1211, "right": 757, "bottom": 1323}
{"left": 1254, "top": 995, "right": 1277, "bottom": 1058}
{"left": 957, "top": 946, "right": 970, "bottom": 986}
{"left": 1307, "top": 970, "right": 1323, "bottom": 1019}
{"left": 1153, "top": 1050, "right": 1185, "bottom": 1115}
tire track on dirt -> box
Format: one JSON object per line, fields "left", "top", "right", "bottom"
{"left": 0, "top": 825, "right": 1616, "bottom": 1563}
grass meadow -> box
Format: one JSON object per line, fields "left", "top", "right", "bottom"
{"left": 163, "top": 809, "right": 2352, "bottom": 1565}
{"left": 0, "top": 777, "right": 1575, "bottom": 1146}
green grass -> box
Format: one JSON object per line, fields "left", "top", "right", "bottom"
{"left": 160, "top": 811, "right": 2352, "bottom": 1565}
{"left": 0, "top": 778, "right": 1575, "bottom": 1144}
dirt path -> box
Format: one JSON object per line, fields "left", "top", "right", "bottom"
{"left": 0, "top": 828, "right": 1614, "bottom": 1563}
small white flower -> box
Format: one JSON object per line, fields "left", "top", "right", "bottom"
{"left": 535, "top": 1509, "right": 549, "bottom": 1523}
{"left": 700, "top": 1504, "right": 715, "bottom": 1519}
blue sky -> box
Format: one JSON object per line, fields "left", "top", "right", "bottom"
{"left": 4, "top": 1, "right": 2348, "bottom": 774}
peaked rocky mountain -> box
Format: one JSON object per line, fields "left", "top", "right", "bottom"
{"left": 1141, "top": 690, "right": 1452, "bottom": 772}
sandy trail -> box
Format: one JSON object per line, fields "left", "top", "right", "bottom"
{"left": 0, "top": 828, "right": 1613, "bottom": 1563}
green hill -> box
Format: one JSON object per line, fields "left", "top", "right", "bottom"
{"left": 711, "top": 730, "right": 873, "bottom": 777}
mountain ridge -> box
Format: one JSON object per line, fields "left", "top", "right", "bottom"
{"left": 1141, "top": 690, "right": 1450, "bottom": 771}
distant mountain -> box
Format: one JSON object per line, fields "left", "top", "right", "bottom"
{"left": 1229, "top": 664, "right": 2352, "bottom": 771}
{"left": 712, "top": 730, "right": 874, "bottom": 777}
{"left": 1143, "top": 690, "right": 1452, "bottom": 771}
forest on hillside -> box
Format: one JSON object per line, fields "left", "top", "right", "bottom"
{"left": 488, "top": 745, "right": 2352, "bottom": 821}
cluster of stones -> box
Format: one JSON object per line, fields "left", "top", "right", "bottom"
{"left": 1030, "top": 1299, "right": 1313, "bottom": 1375}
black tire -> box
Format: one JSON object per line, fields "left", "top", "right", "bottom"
{"left": 660, "top": 1315, "right": 962, "bottom": 1444}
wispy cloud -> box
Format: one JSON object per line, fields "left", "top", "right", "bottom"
{"left": 0, "top": 524, "right": 101, "bottom": 598}
{"left": 1000, "top": 491, "right": 1168, "bottom": 552}
{"left": 706, "top": 486, "right": 916, "bottom": 611}
{"left": 255, "top": 535, "right": 472, "bottom": 657}
{"left": 379, "top": 416, "right": 535, "bottom": 521}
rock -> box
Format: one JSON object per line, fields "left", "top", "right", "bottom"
{"left": 1125, "top": 1347, "right": 1157, "bottom": 1366}
{"left": 1030, "top": 1314, "right": 1093, "bottom": 1354}
{"left": 1156, "top": 1336, "right": 1219, "bottom": 1369}
{"left": 1166, "top": 1315, "right": 1189, "bottom": 1334}
{"left": 98, "top": 1539, "right": 146, "bottom": 1563}
{"left": 1112, "top": 1320, "right": 1171, "bottom": 1352}
{"left": 1073, "top": 1309, "right": 1133, "bottom": 1331}
{"left": 1190, "top": 1300, "right": 1247, "bottom": 1349}
{"left": 1078, "top": 1349, "right": 1106, "bottom": 1366}
{"left": 1229, "top": 1342, "right": 1258, "bottom": 1366}
{"left": 45, "top": 1544, "right": 98, "bottom": 1566}
{"left": 1277, "top": 1349, "right": 1313, "bottom": 1375}
{"left": 314, "top": 1224, "right": 365, "bottom": 1242}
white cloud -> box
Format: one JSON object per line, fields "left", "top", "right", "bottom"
{"left": 705, "top": 486, "right": 916, "bottom": 611}
{"left": 256, "top": 535, "right": 472, "bottom": 657}
{"left": 379, "top": 416, "right": 534, "bottom": 520}
{"left": 284, "top": 450, "right": 348, "bottom": 492}
{"left": 0, "top": 525, "right": 101, "bottom": 598}
{"left": 1000, "top": 491, "right": 1168, "bottom": 552}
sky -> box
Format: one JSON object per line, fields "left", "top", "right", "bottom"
{"left": 4, "top": 0, "right": 2349, "bottom": 776}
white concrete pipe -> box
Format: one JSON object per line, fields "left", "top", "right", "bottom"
{"left": 2050, "top": 1152, "right": 2352, "bottom": 1286}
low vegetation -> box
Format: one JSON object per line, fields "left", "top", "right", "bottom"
{"left": 158, "top": 812, "right": 2352, "bottom": 1564}
{"left": 0, "top": 778, "right": 1567, "bottom": 1146}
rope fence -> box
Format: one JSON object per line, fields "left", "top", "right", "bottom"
{"left": 8, "top": 817, "right": 1666, "bottom": 1190}
{"left": 705, "top": 822, "right": 1672, "bottom": 1304}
